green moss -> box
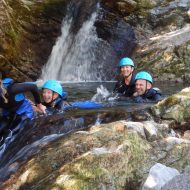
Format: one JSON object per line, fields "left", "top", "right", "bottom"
{"left": 6, "top": 29, "right": 19, "bottom": 44}
{"left": 60, "top": 133, "right": 148, "bottom": 189}
{"left": 163, "top": 96, "right": 180, "bottom": 108}
{"left": 160, "top": 144, "right": 190, "bottom": 172}
{"left": 136, "top": 0, "right": 155, "bottom": 9}
{"left": 183, "top": 107, "right": 190, "bottom": 122}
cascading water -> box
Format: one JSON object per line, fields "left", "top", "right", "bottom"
{"left": 41, "top": 3, "right": 117, "bottom": 82}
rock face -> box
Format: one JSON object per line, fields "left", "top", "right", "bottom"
{"left": 1, "top": 0, "right": 190, "bottom": 81}
{"left": 1, "top": 119, "right": 190, "bottom": 189}
{"left": 133, "top": 0, "right": 190, "bottom": 82}
{"left": 102, "top": 0, "right": 190, "bottom": 82}
{"left": 0, "top": 0, "right": 67, "bottom": 81}
{"left": 161, "top": 165, "right": 190, "bottom": 190}
{"left": 142, "top": 163, "right": 180, "bottom": 190}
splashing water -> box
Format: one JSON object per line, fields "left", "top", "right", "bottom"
{"left": 91, "top": 85, "right": 110, "bottom": 102}
{"left": 91, "top": 85, "right": 118, "bottom": 102}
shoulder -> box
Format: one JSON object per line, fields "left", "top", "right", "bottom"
{"left": 146, "top": 87, "right": 162, "bottom": 101}
{"left": 150, "top": 87, "right": 162, "bottom": 95}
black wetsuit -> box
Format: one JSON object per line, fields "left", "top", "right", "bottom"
{"left": 0, "top": 83, "right": 41, "bottom": 113}
{"left": 133, "top": 88, "right": 162, "bottom": 103}
{"left": 42, "top": 96, "right": 69, "bottom": 112}
{"left": 0, "top": 83, "right": 41, "bottom": 136}
{"left": 113, "top": 73, "right": 136, "bottom": 97}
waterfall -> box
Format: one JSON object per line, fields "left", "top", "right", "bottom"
{"left": 41, "top": 4, "right": 117, "bottom": 82}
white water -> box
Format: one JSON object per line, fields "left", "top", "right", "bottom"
{"left": 41, "top": 8, "right": 116, "bottom": 82}
{"left": 91, "top": 85, "right": 118, "bottom": 102}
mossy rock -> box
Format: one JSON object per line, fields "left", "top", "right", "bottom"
{"left": 152, "top": 87, "right": 190, "bottom": 126}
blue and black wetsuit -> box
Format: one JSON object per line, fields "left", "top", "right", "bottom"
{"left": 133, "top": 88, "right": 162, "bottom": 103}
{"left": 113, "top": 73, "right": 136, "bottom": 97}
{"left": 0, "top": 82, "right": 41, "bottom": 135}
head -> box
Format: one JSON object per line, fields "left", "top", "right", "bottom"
{"left": 135, "top": 71, "right": 153, "bottom": 96}
{"left": 42, "top": 80, "right": 63, "bottom": 103}
{"left": 119, "top": 57, "right": 134, "bottom": 78}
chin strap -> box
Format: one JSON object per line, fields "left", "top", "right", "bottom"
{"left": 124, "top": 71, "right": 132, "bottom": 79}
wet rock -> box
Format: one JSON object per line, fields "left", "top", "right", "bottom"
{"left": 123, "top": 121, "right": 146, "bottom": 138}
{"left": 95, "top": 13, "right": 136, "bottom": 58}
{"left": 151, "top": 87, "right": 190, "bottom": 129}
{"left": 161, "top": 165, "right": 190, "bottom": 190}
{"left": 0, "top": 0, "right": 67, "bottom": 81}
{"left": 183, "top": 130, "right": 190, "bottom": 140}
{"left": 142, "top": 163, "right": 180, "bottom": 190}
{"left": 1, "top": 119, "right": 190, "bottom": 189}
{"left": 164, "top": 137, "right": 190, "bottom": 151}
{"left": 135, "top": 25, "right": 190, "bottom": 82}
{"left": 131, "top": 110, "right": 153, "bottom": 121}
{"left": 1, "top": 121, "right": 151, "bottom": 189}
{"left": 143, "top": 121, "right": 158, "bottom": 141}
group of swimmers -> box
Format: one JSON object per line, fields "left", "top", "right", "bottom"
{"left": 114, "top": 57, "right": 162, "bottom": 103}
{"left": 0, "top": 57, "right": 162, "bottom": 137}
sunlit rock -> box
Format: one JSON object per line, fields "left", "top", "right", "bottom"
{"left": 151, "top": 87, "right": 190, "bottom": 129}
{"left": 142, "top": 163, "right": 180, "bottom": 190}
{"left": 162, "top": 165, "right": 190, "bottom": 190}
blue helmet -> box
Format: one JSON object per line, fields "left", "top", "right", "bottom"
{"left": 119, "top": 57, "right": 134, "bottom": 67}
{"left": 2, "top": 78, "right": 14, "bottom": 88}
{"left": 135, "top": 71, "right": 153, "bottom": 83}
{"left": 42, "top": 80, "right": 64, "bottom": 97}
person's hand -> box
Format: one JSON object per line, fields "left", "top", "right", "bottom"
{"left": 36, "top": 103, "right": 46, "bottom": 114}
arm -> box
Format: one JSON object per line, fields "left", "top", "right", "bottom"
{"left": 10, "top": 83, "right": 41, "bottom": 104}
{"left": 133, "top": 95, "right": 147, "bottom": 103}
{"left": 153, "top": 93, "right": 162, "bottom": 102}
{"left": 147, "top": 88, "right": 162, "bottom": 102}
{"left": 11, "top": 83, "right": 46, "bottom": 113}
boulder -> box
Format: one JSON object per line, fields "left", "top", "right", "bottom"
{"left": 142, "top": 163, "right": 180, "bottom": 190}
{"left": 151, "top": 87, "right": 190, "bottom": 129}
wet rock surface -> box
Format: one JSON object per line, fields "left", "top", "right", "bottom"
{"left": 1, "top": 96, "right": 190, "bottom": 189}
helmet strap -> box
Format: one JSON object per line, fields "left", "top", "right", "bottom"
{"left": 124, "top": 71, "right": 133, "bottom": 79}
{"left": 145, "top": 81, "right": 148, "bottom": 95}
{"left": 51, "top": 92, "right": 55, "bottom": 104}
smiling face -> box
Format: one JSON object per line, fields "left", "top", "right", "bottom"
{"left": 135, "top": 79, "right": 152, "bottom": 96}
{"left": 120, "top": 65, "right": 134, "bottom": 78}
{"left": 42, "top": 89, "right": 59, "bottom": 103}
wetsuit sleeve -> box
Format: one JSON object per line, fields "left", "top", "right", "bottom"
{"left": 153, "top": 93, "right": 162, "bottom": 102}
{"left": 133, "top": 96, "right": 147, "bottom": 103}
{"left": 10, "top": 83, "right": 41, "bottom": 104}
{"left": 147, "top": 88, "right": 162, "bottom": 102}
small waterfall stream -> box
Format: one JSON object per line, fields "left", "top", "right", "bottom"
{"left": 41, "top": 3, "right": 117, "bottom": 82}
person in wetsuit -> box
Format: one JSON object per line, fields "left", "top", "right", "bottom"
{"left": 33, "top": 80, "right": 68, "bottom": 113}
{"left": 0, "top": 77, "right": 46, "bottom": 137}
{"left": 133, "top": 71, "right": 162, "bottom": 103}
{"left": 113, "top": 57, "right": 136, "bottom": 97}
